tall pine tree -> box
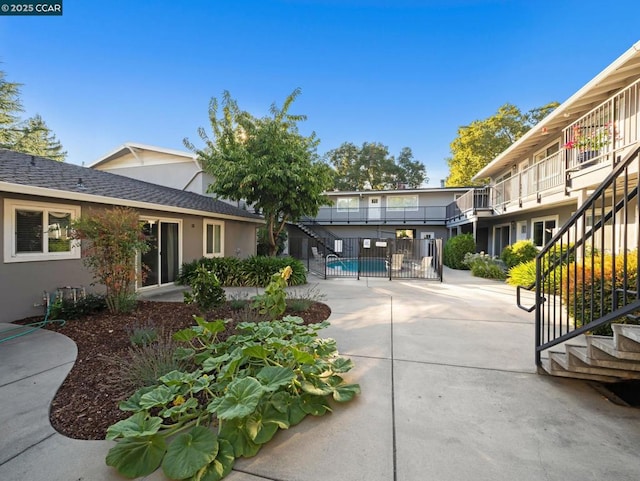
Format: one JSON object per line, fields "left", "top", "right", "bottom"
{"left": 0, "top": 67, "right": 66, "bottom": 160}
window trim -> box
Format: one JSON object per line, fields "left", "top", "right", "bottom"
{"left": 336, "top": 197, "right": 359, "bottom": 212}
{"left": 531, "top": 215, "right": 559, "bottom": 248}
{"left": 4, "top": 199, "right": 81, "bottom": 263}
{"left": 386, "top": 195, "right": 418, "bottom": 212}
{"left": 203, "top": 219, "right": 224, "bottom": 258}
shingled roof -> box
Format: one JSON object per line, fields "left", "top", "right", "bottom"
{"left": 0, "top": 149, "right": 263, "bottom": 222}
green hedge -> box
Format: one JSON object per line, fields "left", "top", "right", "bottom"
{"left": 177, "top": 256, "right": 306, "bottom": 287}
{"left": 443, "top": 234, "right": 476, "bottom": 270}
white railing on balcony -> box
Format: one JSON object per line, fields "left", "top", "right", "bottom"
{"left": 564, "top": 77, "right": 640, "bottom": 170}
{"left": 491, "top": 151, "right": 566, "bottom": 209}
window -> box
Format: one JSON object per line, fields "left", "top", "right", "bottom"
{"left": 396, "top": 229, "right": 415, "bottom": 239}
{"left": 4, "top": 199, "right": 80, "bottom": 262}
{"left": 386, "top": 195, "right": 418, "bottom": 211}
{"left": 534, "top": 142, "right": 560, "bottom": 163}
{"left": 203, "top": 220, "right": 224, "bottom": 257}
{"left": 532, "top": 216, "right": 558, "bottom": 247}
{"left": 336, "top": 197, "right": 359, "bottom": 212}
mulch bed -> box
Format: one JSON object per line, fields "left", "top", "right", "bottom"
{"left": 16, "top": 300, "right": 331, "bottom": 440}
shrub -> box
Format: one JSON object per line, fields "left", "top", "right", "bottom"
{"left": 506, "top": 259, "right": 537, "bottom": 287}
{"left": 563, "top": 251, "right": 639, "bottom": 335}
{"left": 443, "top": 234, "right": 476, "bottom": 269}
{"left": 72, "top": 207, "right": 149, "bottom": 313}
{"left": 463, "top": 252, "right": 507, "bottom": 280}
{"left": 182, "top": 264, "right": 226, "bottom": 312}
{"left": 177, "top": 256, "right": 306, "bottom": 287}
{"left": 49, "top": 293, "right": 107, "bottom": 320}
{"left": 501, "top": 240, "right": 538, "bottom": 269}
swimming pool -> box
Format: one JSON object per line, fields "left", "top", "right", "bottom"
{"left": 326, "top": 257, "right": 388, "bottom": 273}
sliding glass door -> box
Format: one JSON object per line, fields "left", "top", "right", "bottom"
{"left": 140, "top": 219, "right": 180, "bottom": 288}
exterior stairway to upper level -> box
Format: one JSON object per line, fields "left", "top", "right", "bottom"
{"left": 544, "top": 324, "right": 640, "bottom": 382}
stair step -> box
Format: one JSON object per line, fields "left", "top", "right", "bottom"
{"left": 613, "top": 323, "right": 640, "bottom": 346}
{"left": 541, "top": 355, "right": 622, "bottom": 382}
{"left": 589, "top": 335, "right": 640, "bottom": 361}
{"left": 566, "top": 345, "right": 640, "bottom": 376}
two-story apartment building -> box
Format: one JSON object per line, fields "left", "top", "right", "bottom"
{"left": 445, "top": 41, "right": 640, "bottom": 256}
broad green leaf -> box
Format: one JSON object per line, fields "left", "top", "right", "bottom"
{"left": 139, "top": 385, "right": 179, "bottom": 409}
{"left": 106, "top": 435, "right": 166, "bottom": 478}
{"left": 261, "top": 401, "right": 290, "bottom": 430}
{"left": 257, "top": 366, "right": 296, "bottom": 392}
{"left": 288, "top": 397, "right": 307, "bottom": 426}
{"left": 192, "top": 375, "right": 211, "bottom": 393}
{"left": 106, "top": 412, "right": 163, "bottom": 441}
{"left": 254, "top": 325, "right": 274, "bottom": 338}
{"left": 330, "top": 357, "right": 354, "bottom": 373}
{"left": 202, "top": 353, "right": 231, "bottom": 372}
{"left": 291, "top": 348, "right": 315, "bottom": 365}
{"left": 243, "top": 344, "right": 269, "bottom": 359}
{"left": 161, "top": 396, "right": 199, "bottom": 418}
{"left": 219, "top": 421, "right": 261, "bottom": 458}
{"left": 300, "top": 379, "right": 333, "bottom": 396}
{"left": 282, "top": 315, "right": 304, "bottom": 324}
{"left": 215, "top": 377, "right": 265, "bottom": 420}
{"left": 174, "top": 346, "right": 196, "bottom": 361}
{"left": 159, "top": 370, "right": 185, "bottom": 386}
{"left": 162, "top": 426, "right": 218, "bottom": 480}
{"left": 299, "top": 393, "right": 332, "bottom": 416}
{"left": 245, "top": 410, "right": 279, "bottom": 444}
{"left": 206, "top": 397, "right": 223, "bottom": 414}
{"left": 314, "top": 338, "right": 338, "bottom": 357}
{"left": 195, "top": 317, "right": 226, "bottom": 335}
{"left": 174, "top": 328, "right": 199, "bottom": 342}
{"left": 333, "top": 383, "right": 361, "bottom": 403}
{"left": 195, "top": 439, "right": 236, "bottom": 481}
{"left": 269, "top": 391, "right": 292, "bottom": 413}
{"left": 118, "top": 386, "right": 155, "bottom": 412}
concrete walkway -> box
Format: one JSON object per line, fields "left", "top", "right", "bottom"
{"left": 1, "top": 269, "right": 640, "bottom": 480}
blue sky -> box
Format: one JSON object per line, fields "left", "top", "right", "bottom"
{"left": 1, "top": 0, "right": 639, "bottom": 184}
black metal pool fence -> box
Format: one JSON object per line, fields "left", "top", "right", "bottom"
{"left": 288, "top": 236, "right": 443, "bottom": 280}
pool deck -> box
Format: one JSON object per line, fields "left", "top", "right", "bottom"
{"left": 1, "top": 268, "right": 640, "bottom": 480}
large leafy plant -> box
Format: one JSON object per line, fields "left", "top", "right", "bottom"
{"left": 106, "top": 315, "right": 360, "bottom": 480}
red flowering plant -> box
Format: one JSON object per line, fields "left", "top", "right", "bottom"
{"left": 564, "top": 123, "right": 613, "bottom": 151}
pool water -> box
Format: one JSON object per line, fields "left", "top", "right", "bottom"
{"left": 326, "top": 258, "right": 388, "bottom": 273}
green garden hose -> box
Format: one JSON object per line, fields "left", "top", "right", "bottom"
{"left": 0, "top": 293, "right": 66, "bottom": 344}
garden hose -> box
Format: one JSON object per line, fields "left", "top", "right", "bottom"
{"left": 0, "top": 293, "right": 66, "bottom": 344}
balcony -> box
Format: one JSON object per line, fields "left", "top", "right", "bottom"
{"left": 303, "top": 205, "right": 448, "bottom": 225}
{"left": 445, "top": 187, "right": 491, "bottom": 220}
{"left": 564, "top": 77, "right": 640, "bottom": 171}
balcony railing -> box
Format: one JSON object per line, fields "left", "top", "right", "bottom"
{"left": 491, "top": 151, "right": 565, "bottom": 210}
{"left": 445, "top": 187, "right": 490, "bottom": 219}
{"left": 564, "top": 77, "right": 640, "bottom": 171}
{"left": 305, "top": 205, "right": 447, "bottom": 224}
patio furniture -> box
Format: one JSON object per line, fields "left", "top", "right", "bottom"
{"left": 390, "top": 253, "right": 404, "bottom": 272}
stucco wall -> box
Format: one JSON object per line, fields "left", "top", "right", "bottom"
{"left": 99, "top": 163, "right": 199, "bottom": 193}
{"left": 1, "top": 194, "right": 260, "bottom": 322}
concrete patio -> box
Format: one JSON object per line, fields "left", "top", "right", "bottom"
{"left": 1, "top": 268, "right": 640, "bottom": 481}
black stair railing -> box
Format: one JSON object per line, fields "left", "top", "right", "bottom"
{"left": 517, "top": 145, "right": 640, "bottom": 366}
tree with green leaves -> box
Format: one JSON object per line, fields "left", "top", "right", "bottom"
{"left": 445, "top": 102, "right": 558, "bottom": 186}
{"left": 325, "top": 142, "right": 427, "bottom": 190}
{"left": 186, "top": 88, "right": 334, "bottom": 256}
{"left": 0, "top": 67, "right": 66, "bottom": 160}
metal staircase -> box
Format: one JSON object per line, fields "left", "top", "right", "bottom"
{"left": 518, "top": 145, "right": 640, "bottom": 382}
{"left": 294, "top": 219, "right": 341, "bottom": 256}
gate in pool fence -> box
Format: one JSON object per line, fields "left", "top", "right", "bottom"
{"left": 288, "top": 236, "right": 443, "bottom": 280}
